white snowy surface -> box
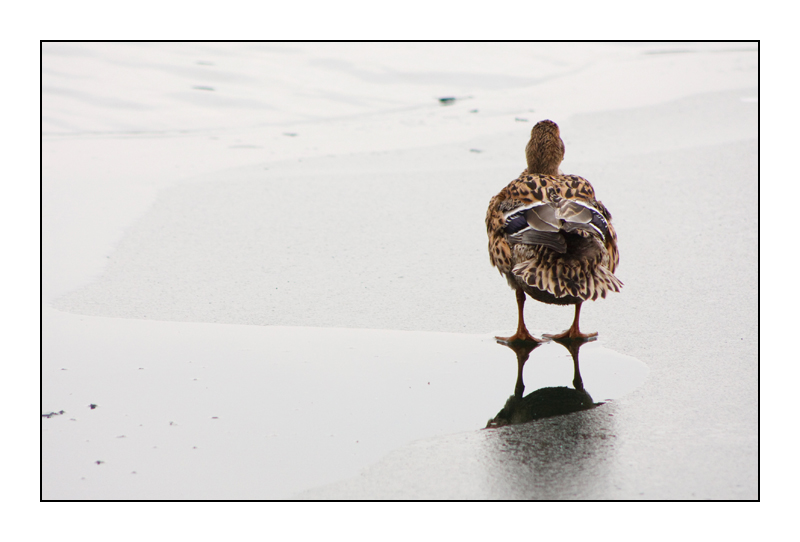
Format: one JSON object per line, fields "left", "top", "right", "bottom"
{"left": 42, "top": 42, "right": 757, "bottom": 500}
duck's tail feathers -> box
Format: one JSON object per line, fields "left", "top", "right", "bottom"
{"left": 593, "top": 264, "right": 623, "bottom": 300}
{"left": 513, "top": 258, "right": 623, "bottom": 302}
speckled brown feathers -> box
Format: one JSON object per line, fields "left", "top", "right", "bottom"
{"left": 486, "top": 169, "right": 621, "bottom": 304}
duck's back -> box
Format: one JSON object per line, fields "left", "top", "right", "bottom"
{"left": 487, "top": 171, "right": 621, "bottom": 304}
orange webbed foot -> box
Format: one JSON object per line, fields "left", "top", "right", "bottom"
{"left": 543, "top": 329, "right": 598, "bottom": 342}
{"left": 495, "top": 330, "right": 544, "bottom": 345}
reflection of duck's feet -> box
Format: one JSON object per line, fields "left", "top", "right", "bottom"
{"left": 495, "top": 335, "right": 543, "bottom": 401}
{"left": 549, "top": 334, "right": 593, "bottom": 392}
{"left": 550, "top": 334, "right": 597, "bottom": 353}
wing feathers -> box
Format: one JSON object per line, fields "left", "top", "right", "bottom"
{"left": 503, "top": 198, "right": 608, "bottom": 249}
{"left": 526, "top": 204, "right": 560, "bottom": 232}
{"left": 489, "top": 173, "right": 621, "bottom": 303}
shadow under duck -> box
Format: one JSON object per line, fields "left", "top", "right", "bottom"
{"left": 486, "top": 120, "right": 622, "bottom": 343}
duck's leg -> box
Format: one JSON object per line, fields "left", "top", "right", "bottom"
{"left": 496, "top": 288, "right": 542, "bottom": 344}
{"left": 544, "top": 302, "right": 598, "bottom": 341}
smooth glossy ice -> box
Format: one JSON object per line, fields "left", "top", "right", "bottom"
{"left": 42, "top": 308, "right": 646, "bottom": 499}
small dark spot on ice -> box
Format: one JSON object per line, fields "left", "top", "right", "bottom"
{"left": 192, "top": 85, "right": 215, "bottom": 91}
{"left": 89, "top": 404, "right": 97, "bottom": 409}
{"left": 470, "top": 149, "right": 482, "bottom": 153}
{"left": 95, "top": 460, "right": 104, "bottom": 465}
{"left": 438, "top": 97, "right": 456, "bottom": 105}
{"left": 515, "top": 117, "right": 528, "bottom": 122}
{"left": 283, "top": 132, "right": 298, "bottom": 137}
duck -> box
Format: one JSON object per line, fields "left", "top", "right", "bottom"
{"left": 486, "top": 120, "right": 621, "bottom": 343}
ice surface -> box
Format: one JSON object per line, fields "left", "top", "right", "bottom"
{"left": 43, "top": 42, "right": 758, "bottom": 500}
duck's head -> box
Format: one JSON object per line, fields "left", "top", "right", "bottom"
{"left": 525, "top": 119, "right": 565, "bottom": 176}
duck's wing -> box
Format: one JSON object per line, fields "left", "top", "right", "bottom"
{"left": 547, "top": 175, "right": 620, "bottom": 273}
{"left": 503, "top": 198, "right": 610, "bottom": 254}
{"left": 593, "top": 199, "right": 619, "bottom": 273}
{"left": 486, "top": 172, "right": 560, "bottom": 273}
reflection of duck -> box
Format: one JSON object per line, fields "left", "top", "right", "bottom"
{"left": 485, "top": 120, "right": 622, "bottom": 343}
{"left": 486, "top": 337, "right": 597, "bottom": 428}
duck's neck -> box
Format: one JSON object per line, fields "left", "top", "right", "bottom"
{"left": 526, "top": 158, "right": 561, "bottom": 176}
{"left": 525, "top": 140, "right": 563, "bottom": 176}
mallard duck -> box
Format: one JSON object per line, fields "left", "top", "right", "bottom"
{"left": 486, "top": 120, "right": 621, "bottom": 343}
